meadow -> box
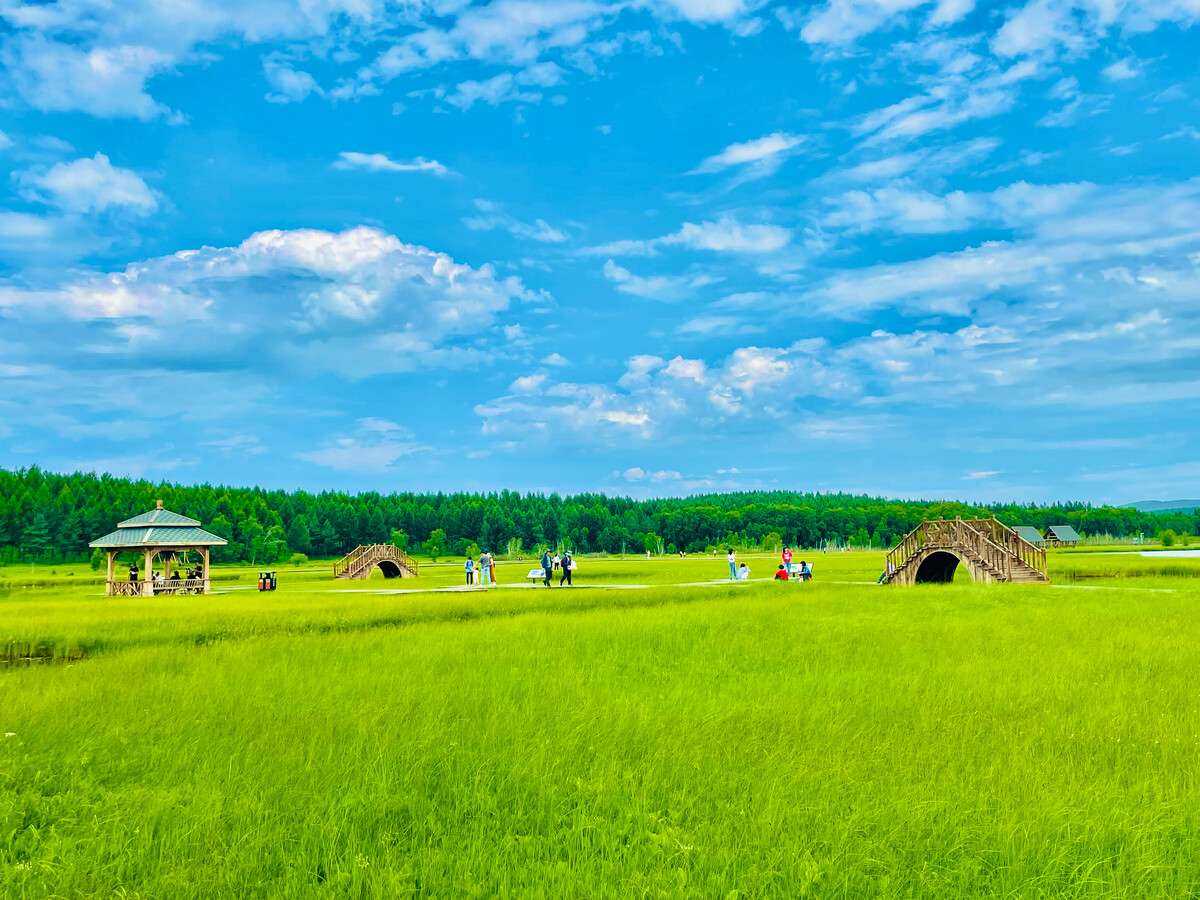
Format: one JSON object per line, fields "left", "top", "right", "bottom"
{"left": 3, "top": 549, "right": 1200, "bottom": 898}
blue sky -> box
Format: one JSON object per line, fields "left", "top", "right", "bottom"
{"left": 0, "top": 0, "right": 1197, "bottom": 502}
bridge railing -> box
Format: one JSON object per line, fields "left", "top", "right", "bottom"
{"left": 966, "top": 517, "right": 1047, "bottom": 577}
{"left": 333, "top": 544, "right": 419, "bottom": 579}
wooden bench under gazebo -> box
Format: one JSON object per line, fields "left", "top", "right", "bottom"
{"left": 89, "top": 500, "right": 228, "bottom": 596}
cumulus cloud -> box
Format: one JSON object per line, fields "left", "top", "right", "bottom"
{"left": 17, "top": 153, "right": 158, "bottom": 214}
{"left": 0, "top": 225, "right": 536, "bottom": 378}
{"left": 332, "top": 152, "right": 451, "bottom": 175}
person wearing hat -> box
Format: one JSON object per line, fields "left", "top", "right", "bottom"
{"left": 559, "top": 551, "right": 573, "bottom": 586}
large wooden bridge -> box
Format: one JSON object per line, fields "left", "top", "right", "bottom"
{"left": 333, "top": 544, "right": 420, "bottom": 580}
{"left": 883, "top": 517, "right": 1050, "bottom": 585}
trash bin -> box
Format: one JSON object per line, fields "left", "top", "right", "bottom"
{"left": 258, "top": 570, "right": 277, "bottom": 591}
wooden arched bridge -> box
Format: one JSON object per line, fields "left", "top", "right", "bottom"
{"left": 333, "top": 544, "right": 420, "bottom": 580}
{"left": 883, "top": 517, "right": 1049, "bottom": 585}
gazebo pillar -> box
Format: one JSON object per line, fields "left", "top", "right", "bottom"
{"left": 203, "top": 547, "right": 211, "bottom": 594}
{"left": 106, "top": 550, "right": 116, "bottom": 596}
{"left": 144, "top": 548, "right": 155, "bottom": 597}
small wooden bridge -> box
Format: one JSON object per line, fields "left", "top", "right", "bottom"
{"left": 333, "top": 544, "right": 420, "bottom": 580}
{"left": 883, "top": 517, "right": 1049, "bottom": 585}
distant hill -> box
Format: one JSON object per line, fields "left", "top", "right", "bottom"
{"left": 1129, "top": 500, "right": 1200, "bottom": 514}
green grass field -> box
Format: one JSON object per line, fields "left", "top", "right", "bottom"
{"left": 3, "top": 549, "right": 1200, "bottom": 898}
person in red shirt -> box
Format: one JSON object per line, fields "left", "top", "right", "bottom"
{"left": 782, "top": 546, "right": 793, "bottom": 573}
{"left": 774, "top": 564, "right": 790, "bottom": 580}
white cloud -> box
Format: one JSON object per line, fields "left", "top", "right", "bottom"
{"left": 264, "top": 56, "right": 323, "bottom": 103}
{"left": 690, "top": 132, "right": 805, "bottom": 179}
{"left": 511, "top": 373, "right": 548, "bottom": 393}
{"left": 0, "top": 131, "right": 11, "bottom": 151}
{"left": 793, "top": 0, "right": 930, "bottom": 47}
{"left": 17, "top": 153, "right": 158, "bottom": 214}
{"left": 445, "top": 63, "right": 566, "bottom": 110}
{"left": 2, "top": 37, "right": 177, "bottom": 119}
{"left": 462, "top": 199, "right": 568, "bottom": 242}
{"left": 822, "top": 180, "right": 1093, "bottom": 235}
{"left": 602, "top": 260, "right": 721, "bottom": 301}
{"left": 297, "top": 418, "right": 428, "bottom": 473}
{"left": 332, "top": 152, "right": 451, "bottom": 176}
{"left": 663, "top": 217, "right": 791, "bottom": 252}
{"left": 1101, "top": 57, "right": 1140, "bottom": 81}
{"left": 805, "top": 179, "right": 1200, "bottom": 318}
{"left": 589, "top": 215, "right": 790, "bottom": 256}
{"left": 0, "top": 225, "right": 536, "bottom": 379}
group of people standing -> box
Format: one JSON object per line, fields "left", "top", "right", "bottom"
{"left": 539, "top": 549, "right": 574, "bottom": 586}
{"left": 464, "top": 551, "right": 498, "bottom": 586}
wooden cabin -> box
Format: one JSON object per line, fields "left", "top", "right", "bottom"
{"left": 1043, "top": 524, "right": 1082, "bottom": 548}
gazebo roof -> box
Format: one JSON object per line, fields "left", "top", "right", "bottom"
{"left": 89, "top": 500, "right": 228, "bottom": 549}
{"left": 1014, "top": 526, "right": 1044, "bottom": 544}
{"left": 117, "top": 507, "right": 200, "bottom": 528}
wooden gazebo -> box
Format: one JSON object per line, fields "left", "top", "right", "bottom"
{"left": 89, "top": 500, "right": 227, "bottom": 596}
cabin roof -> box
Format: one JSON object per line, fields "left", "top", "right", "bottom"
{"left": 1045, "top": 524, "right": 1083, "bottom": 542}
{"left": 1014, "top": 526, "right": 1044, "bottom": 543}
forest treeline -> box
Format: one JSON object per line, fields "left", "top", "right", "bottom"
{"left": 1, "top": 466, "right": 1195, "bottom": 565}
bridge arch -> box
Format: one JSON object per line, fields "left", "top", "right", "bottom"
{"left": 376, "top": 560, "right": 407, "bottom": 579}
{"left": 913, "top": 549, "right": 969, "bottom": 584}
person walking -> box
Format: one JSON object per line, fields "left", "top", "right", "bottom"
{"left": 559, "top": 551, "right": 573, "bottom": 586}
{"left": 488, "top": 551, "right": 498, "bottom": 585}
{"left": 465, "top": 556, "right": 475, "bottom": 585}
{"left": 540, "top": 549, "right": 553, "bottom": 587}
{"left": 552, "top": 552, "right": 561, "bottom": 572}
{"left": 479, "top": 550, "right": 491, "bottom": 586}
{"left": 727, "top": 547, "right": 736, "bottom": 580}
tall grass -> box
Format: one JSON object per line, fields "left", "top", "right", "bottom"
{"left": 3, "top": 558, "right": 1200, "bottom": 897}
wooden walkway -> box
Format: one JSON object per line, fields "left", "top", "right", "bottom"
{"left": 333, "top": 544, "right": 420, "bottom": 580}
{"left": 883, "top": 517, "right": 1050, "bottom": 585}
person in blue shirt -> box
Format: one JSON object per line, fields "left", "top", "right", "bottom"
{"left": 540, "top": 549, "right": 553, "bottom": 587}
{"left": 464, "top": 556, "right": 475, "bottom": 585}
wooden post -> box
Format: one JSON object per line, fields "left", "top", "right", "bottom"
{"left": 203, "top": 547, "right": 211, "bottom": 594}
{"left": 106, "top": 549, "right": 116, "bottom": 596}
{"left": 144, "top": 549, "right": 154, "bottom": 597}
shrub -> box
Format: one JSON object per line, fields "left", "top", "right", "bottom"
{"left": 1160, "top": 529, "right": 1178, "bottom": 547}
{"left": 90, "top": 548, "right": 105, "bottom": 572}
{"left": 288, "top": 553, "right": 309, "bottom": 567}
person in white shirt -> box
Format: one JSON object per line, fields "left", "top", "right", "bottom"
{"left": 737, "top": 563, "right": 750, "bottom": 581}
{"left": 727, "top": 548, "right": 737, "bottom": 580}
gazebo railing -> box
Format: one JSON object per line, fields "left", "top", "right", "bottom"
{"left": 107, "top": 578, "right": 208, "bottom": 596}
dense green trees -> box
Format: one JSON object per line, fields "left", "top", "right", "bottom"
{"left": 0, "top": 466, "right": 1194, "bottom": 564}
